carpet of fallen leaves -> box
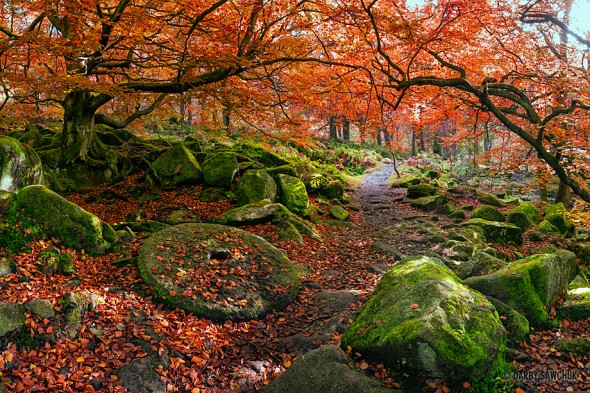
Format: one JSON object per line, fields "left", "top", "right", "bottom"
{"left": 1, "top": 172, "right": 590, "bottom": 393}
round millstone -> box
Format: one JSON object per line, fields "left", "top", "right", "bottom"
{"left": 138, "top": 223, "right": 299, "bottom": 322}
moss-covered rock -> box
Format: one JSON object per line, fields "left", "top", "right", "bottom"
{"left": 24, "top": 299, "right": 55, "bottom": 319}
{"left": 456, "top": 252, "right": 507, "bottom": 279}
{"left": 391, "top": 175, "right": 421, "bottom": 188}
{"left": 555, "top": 338, "right": 590, "bottom": 356}
{"left": 409, "top": 195, "right": 448, "bottom": 211}
{"left": 476, "top": 191, "right": 505, "bottom": 207}
{"left": 545, "top": 213, "right": 574, "bottom": 236}
{"left": 60, "top": 291, "right": 104, "bottom": 339}
{"left": 0, "top": 260, "right": 14, "bottom": 277}
{"left": 537, "top": 220, "right": 560, "bottom": 235}
{"left": 509, "top": 202, "right": 540, "bottom": 224}
{"left": 328, "top": 205, "right": 350, "bottom": 221}
{"left": 138, "top": 223, "right": 299, "bottom": 322}
{"left": 465, "top": 218, "right": 523, "bottom": 246}
{"left": 471, "top": 205, "right": 505, "bottom": 223}
{"left": 277, "top": 174, "right": 309, "bottom": 214}
{"left": 507, "top": 211, "right": 534, "bottom": 231}
{"left": 318, "top": 180, "right": 345, "bottom": 201}
{"left": 443, "top": 240, "right": 475, "bottom": 261}
{"left": 406, "top": 184, "right": 437, "bottom": 199}
{"left": 201, "top": 152, "right": 239, "bottom": 187}
{"left": 151, "top": 143, "right": 202, "bottom": 189}
{"left": 0, "top": 302, "right": 25, "bottom": 337}
{"left": 486, "top": 297, "right": 530, "bottom": 344}
{"left": 37, "top": 247, "right": 74, "bottom": 275}
{"left": 237, "top": 170, "right": 277, "bottom": 206}
{"left": 266, "top": 165, "right": 299, "bottom": 178}
{"left": 545, "top": 202, "right": 566, "bottom": 216}
{"left": 305, "top": 173, "right": 329, "bottom": 192}
{"left": 15, "top": 185, "right": 117, "bottom": 255}
{"left": 235, "top": 143, "right": 291, "bottom": 167}
{"left": 464, "top": 252, "right": 578, "bottom": 327}
{"left": 0, "top": 135, "right": 43, "bottom": 192}
{"left": 261, "top": 345, "right": 395, "bottom": 393}
{"left": 341, "top": 256, "right": 506, "bottom": 382}
{"left": 199, "top": 186, "right": 232, "bottom": 202}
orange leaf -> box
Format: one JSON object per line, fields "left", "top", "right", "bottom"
{"left": 169, "top": 290, "right": 176, "bottom": 297}
{"left": 409, "top": 303, "right": 419, "bottom": 309}
{"left": 516, "top": 388, "right": 526, "bottom": 393}
{"left": 463, "top": 381, "right": 471, "bottom": 388}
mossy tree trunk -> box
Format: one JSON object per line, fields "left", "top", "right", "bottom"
{"left": 60, "top": 90, "right": 111, "bottom": 165}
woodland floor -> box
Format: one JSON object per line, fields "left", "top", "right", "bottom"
{"left": 1, "top": 165, "right": 590, "bottom": 392}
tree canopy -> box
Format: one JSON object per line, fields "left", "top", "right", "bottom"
{"left": 1, "top": 0, "right": 590, "bottom": 200}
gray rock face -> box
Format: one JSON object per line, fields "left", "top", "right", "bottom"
{"left": 261, "top": 345, "right": 396, "bottom": 393}
{"left": 342, "top": 256, "right": 506, "bottom": 381}
{"left": 0, "top": 136, "right": 43, "bottom": 192}
{"left": 118, "top": 358, "right": 166, "bottom": 393}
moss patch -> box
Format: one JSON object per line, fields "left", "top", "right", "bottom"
{"left": 341, "top": 256, "right": 506, "bottom": 382}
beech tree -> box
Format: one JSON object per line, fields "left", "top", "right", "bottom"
{"left": 333, "top": 0, "right": 590, "bottom": 202}
{"left": 0, "top": 0, "right": 341, "bottom": 168}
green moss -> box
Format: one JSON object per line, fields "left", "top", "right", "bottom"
{"left": 510, "top": 202, "right": 540, "bottom": 223}
{"left": 406, "top": 184, "right": 437, "bottom": 199}
{"left": 277, "top": 174, "right": 309, "bottom": 214}
{"left": 537, "top": 220, "right": 560, "bottom": 234}
{"left": 409, "top": 195, "right": 448, "bottom": 211}
{"left": 328, "top": 205, "right": 350, "bottom": 221}
{"left": 201, "top": 152, "right": 239, "bottom": 187}
{"left": 0, "top": 302, "right": 25, "bottom": 337}
{"left": 342, "top": 256, "right": 506, "bottom": 381}
{"left": 545, "top": 202, "right": 566, "bottom": 216}
{"left": 318, "top": 180, "right": 345, "bottom": 201}
{"left": 466, "top": 218, "right": 523, "bottom": 246}
{"left": 14, "top": 185, "right": 116, "bottom": 255}
{"left": 151, "top": 143, "right": 202, "bottom": 189}
{"left": 507, "top": 210, "right": 534, "bottom": 231}
{"left": 0, "top": 200, "right": 46, "bottom": 256}
{"left": 555, "top": 338, "right": 590, "bottom": 356}
{"left": 471, "top": 205, "right": 505, "bottom": 223}
{"left": 237, "top": 170, "right": 277, "bottom": 206}
{"left": 545, "top": 213, "right": 574, "bottom": 236}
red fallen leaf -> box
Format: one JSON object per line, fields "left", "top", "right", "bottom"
{"left": 169, "top": 290, "right": 177, "bottom": 296}
{"left": 358, "top": 361, "right": 369, "bottom": 370}
{"left": 409, "top": 303, "right": 419, "bottom": 309}
{"left": 463, "top": 381, "right": 471, "bottom": 388}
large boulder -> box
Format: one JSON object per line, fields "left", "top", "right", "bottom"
{"left": 456, "top": 252, "right": 507, "bottom": 279}
{"left": 261, "top": 345, "right": 395, "bottom": 393}
{"left": 464, "top": 252, "right": 578, "bottom": 327}
{"left": 471, "top": 205, "right": 505, "bottom": 223}
{"left": 0, "top": 302, "right": 25, "bottom": 337}
{"left": 237, "top": 170, "right": 277, "bottom": 206}
{"left": 465, "top": 218, "right": 523, "bottom": 245}
{"left": 406, "top": 184, "right": 437, "bottom": 199}
{"left": 409, "top": 195, "right": 448, "bottom": 211}
{"left": 341, "top": 256, "right": 506, "bottom": 382}
{"left": 557, "top": 275, "right": 590, "bottom": 321}
{"left": 201, "top": 152, "right": 239, "bottom": 187}
{"left": 215, "top": 200, "right": 321, "bottom": 242}
{"left": 151, "top": 143, "right": 202, "bottom": 189}
{"left": 138, "top": 223, "right": 299, "bottom": 322}
{"left": 277, "top": 174, "right": 309, "bottom": 214}
{"left": 318, "top": 180, "right": 345, "bottom": 201}
{"left": 0, "top": 136, "right": 43, "bottom": 191}
{"left": 15, "top": 185, "right": 117, "bottom": 255}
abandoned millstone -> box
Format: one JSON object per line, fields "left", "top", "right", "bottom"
{"left": 138, "top": 223, "right": 299, "bottom": 322}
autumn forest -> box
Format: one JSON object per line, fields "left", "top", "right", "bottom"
{"left": 0, "top": 0, "right": 590, "bottom": 392}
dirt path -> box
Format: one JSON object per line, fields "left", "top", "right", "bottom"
{"left": 355, "top": 164, "right": 405, "bottom": 228}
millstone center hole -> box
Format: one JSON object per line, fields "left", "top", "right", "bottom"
{"left": 209, "top": 250, "right": 230, "bottom": 260}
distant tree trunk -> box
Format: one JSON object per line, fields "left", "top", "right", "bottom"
{"left": 329, "top": 115, "right": 337, "bottom": 139}
{"left": 342, "top": 117, "right": 350, "bottom": 141}
{"left": 483, "top": 122, "right": 492, "bottom": 151}
{"left": 555, "top": 181, "right": 571, "bottom": 208}
{"left": 222, "top": 107, "right": 231, "bottom": 135}
{"left": 419, "top": 130, "right": 425, "bottom": 152}
{"left": 376, "top": 128, "right": 382, "bottom": 145}
{"left": 411, "top": 131, "right": 417, "bottom": 156}
{"left": 539, "top": 186, "right": 548, "bottom": 202}
{"left": 432, "top": 134, "right": 441, "bottom": 155}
